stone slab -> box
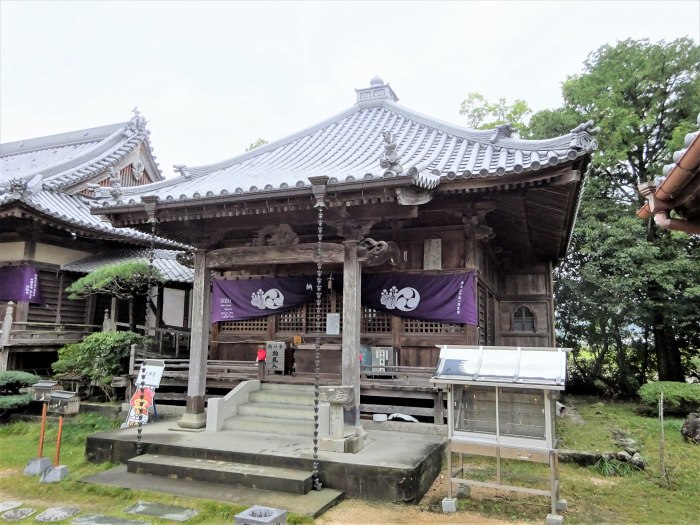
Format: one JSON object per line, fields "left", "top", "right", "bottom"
{"left": 0, "top": 504, "right": 21, "bottom": 513}
{"left": 72, "top": 516, "right": 149, "bottom": 525}
{"left": 36, "top": 507, "right": 81, "bottom": 522}
{"left": 82, "top": 466, "right": 343, "bottom": 518}
{"left": 2, "top": 508, "right": 35, "bottom": 521}
{"left": 124, "top": 501, "right": 197, "bottom": 522}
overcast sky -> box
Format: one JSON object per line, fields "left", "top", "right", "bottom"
{"left": 1, "top": 1, "right": 698, "bottom": 178}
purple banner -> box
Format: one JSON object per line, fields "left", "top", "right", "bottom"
{"left": 211, "top": 276, "right": 316, "bottom": 323}
{"left": 361, "top": 272, "right": 477, "bottom": 325}
{"left": 0, "top": 266, "right": 43, "bottom": 303}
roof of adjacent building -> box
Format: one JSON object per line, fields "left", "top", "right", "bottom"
{"left": 97, "top": 76, "right": 598, "bottom": 208}
{"left": 638, "top": 112, "right": 700, "bottom": 232}
{"left": 0, "top": 110, "right": 188, "bottom": 249}
{"left": 62, "top": 249, "right": 193, "bottom": 283}
{"left": 0, "top": 110, "right": 163, "bottom": 191}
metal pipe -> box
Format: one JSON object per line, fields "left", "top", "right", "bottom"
{"left": 38, "top": 401, "right": 47, "bottom": 457}
{"left": 54, "top": 415, "right": 64, "bottom": 467}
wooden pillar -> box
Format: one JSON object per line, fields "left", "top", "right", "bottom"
{"left": 177, "top": 249, "right": 210, "bottom": 429}
{"left": 341, "top": 240, "right": 361, "bottom": 429}
{"left": 464, "top": 234, "right": 479, "bottom": 345}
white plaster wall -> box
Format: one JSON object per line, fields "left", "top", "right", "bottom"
{"left": 34, "top": 243, "right": 90, "bottom": 265}
{"left": 162, "top": 287, "right": 186, "bottom": 327}
{"left": 0, "top": 242, "right": 25, "bottom": 261}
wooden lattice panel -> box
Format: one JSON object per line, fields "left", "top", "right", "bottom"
{"left": 362, "top": 306, "right": 391, "bottom": 333}
{"left": 278, "top": 305, "right": 305, "bottom": 332}
{"left": 402, "top": 318, "right": 465, "bottom": 334}
{"left": 306, "top": 293, "right": 333, "bottom": 332}
{"left": 220, "top": 317, "right": 268, "bottom": 332}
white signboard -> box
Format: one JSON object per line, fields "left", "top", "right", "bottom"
{"left": 326, "top": 313, "right": 340, "bottom": 335}
{"left": 136, "top": 359, "right": 165, "bottom": 388}
{"left": 265, "top": 341, "right": 286, "bottom": 374}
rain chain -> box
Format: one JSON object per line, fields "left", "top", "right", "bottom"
{"left": 312, "top": 202, "right": 324, "bottom": 491}
{"left": 136, "top": 219, "right": 158, "bottom": 456}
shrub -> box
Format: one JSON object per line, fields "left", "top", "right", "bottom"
{"left": 52, "top": 331, "right": 144, "bottom": 402}
{"left": 638, "top": 381, "right": 700, "bottom": 413}
{"left": 0, "top": 371, "right": 41, "bottom": 394}
{"left": 0, "top": 370, "right": 40, "bottom": 413}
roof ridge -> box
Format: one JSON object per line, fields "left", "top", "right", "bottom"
{"left": 0, "top": 122, "right": 126, "bottom": 157}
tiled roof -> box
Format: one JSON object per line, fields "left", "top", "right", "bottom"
{"left": 63, "top": 249, "right": 193, "bottom": 283}
{"left": 0, "top": 188, "right": 187, "bottom": 249}
{"left": 0, "top": 110, "right": 162, "bottom": 191}
{"left": 102, "top": 77, "right": 598, "bottom": 207}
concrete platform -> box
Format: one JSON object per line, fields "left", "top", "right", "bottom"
{"left": 85, "top": 421, "right": 446, "bottom": 504}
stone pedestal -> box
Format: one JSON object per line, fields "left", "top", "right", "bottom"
{"left": 176, "top": 412, "right": 207, "bottom": 429}
{"left": 24, "top": 457, "right": 52, "bottom": 476}
{"left": 319, "top": 386, "right": 366, "bottom": 453}
{"left": 40, "top": 465, "right": 68, "bottom": 483}
{"left": 319, "top": 426, "right": 368, "bottom": 453}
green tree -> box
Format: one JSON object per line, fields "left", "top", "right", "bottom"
{"left": 66, "top": 262, "right": 165, "bottom": 332}
{"left": 53, "top": 331, "right": 144, "bottom": 402}
{"left": 459, "top": 92, "right": 531, "bottom": 131}
{"left": 532, "top": 38, "right": 700, "bottom": 388}
{"left": 246, "top": 138, "right": 268, "bottom": 151}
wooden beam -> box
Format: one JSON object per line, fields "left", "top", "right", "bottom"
{"left": 206, "top": 243, "right": 344, "bottom": 268}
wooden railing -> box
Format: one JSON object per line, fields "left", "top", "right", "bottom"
{"left": 115, "top": 322, "right": 191, "bottom": 357}
{"left": 1, "top": 321, "right": 100, "bottom": 346}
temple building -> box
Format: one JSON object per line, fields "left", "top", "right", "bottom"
{"left": 94, "top": 77, "right": 597, "bottom": 429}
{"left": 0, "top": 111, "right": 192, "bottom": 371}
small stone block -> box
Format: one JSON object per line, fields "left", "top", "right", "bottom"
{"left": 234, "top": 505, "right": 287, "bottom": 525}
{"left": 546, "top": 513, "right": 564, "bottom": 525}
{"left": 0, "top": 503, "right": 21, "bottom": 513}
{"left": 441, "top": 497, "right": 457, "bottom": 513}
{"left": 24, "top": 457, "right": 52, "bottom": 476}
{"left": 556, "top": 499, "right": 568, "bottom": 512}
{"left": 40, "top": 465, "right": 69, "bottom": 483}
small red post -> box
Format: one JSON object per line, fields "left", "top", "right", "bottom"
{"left": 38, "top": 401, "right": 48, "bottom": 458}
{"left": 257, "top": 345, "right": 267, "bottom": 380}
{"left": 53, "top": 415, "right": 64, "bottom": 467}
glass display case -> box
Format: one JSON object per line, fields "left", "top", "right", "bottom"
{"left": 431, "top": 345, "right": 568, "bottom": 524}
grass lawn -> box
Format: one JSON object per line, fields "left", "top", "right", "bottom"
{"left": 1, "top": 398, "right": 698, "bottom": 524}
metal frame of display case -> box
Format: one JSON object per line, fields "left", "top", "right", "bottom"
{"left": 431, "top": 345, "right": 569, "bottom": 524}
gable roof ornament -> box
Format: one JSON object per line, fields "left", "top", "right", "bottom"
{"left": 125, "top": 107, "right": 148, "bottom": 136}
{"left": 490, "top": 123, "right": 515, "bottom": 143}
{"left": 379, "top": 131, "right": 404, "bottom": 176}
{"left": 569, "top": 120, "right": 600, "bottom": 152}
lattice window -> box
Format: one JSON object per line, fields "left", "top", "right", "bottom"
{"left": 402, "top": 318, "right": 465, "bottom": 334}
{"left": 278, "top": 304, "right": 306, "bottom": 332}
{"left": 362, "top": 306, "right": 391, "bottom": 333}
{"left": 220, "top": 317, "right": 268, "bottom": 332}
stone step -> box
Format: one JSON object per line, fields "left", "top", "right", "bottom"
{"left": 223, "top": 415, "right": 316, "bottom": 436}
{"left": 249, "top": 389, "right": 316, "bottom": 406}
{"left": 82, "top": 465, "right": 343, "bottom": 518}
{"left": 128, "top": 454, "right": 312, "bottom": 494}
{"left": 260, "top": 382, "right": 316, "bottom": 394}
{"left": 237, "top": 402, "right": 316, "bottom": 421}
